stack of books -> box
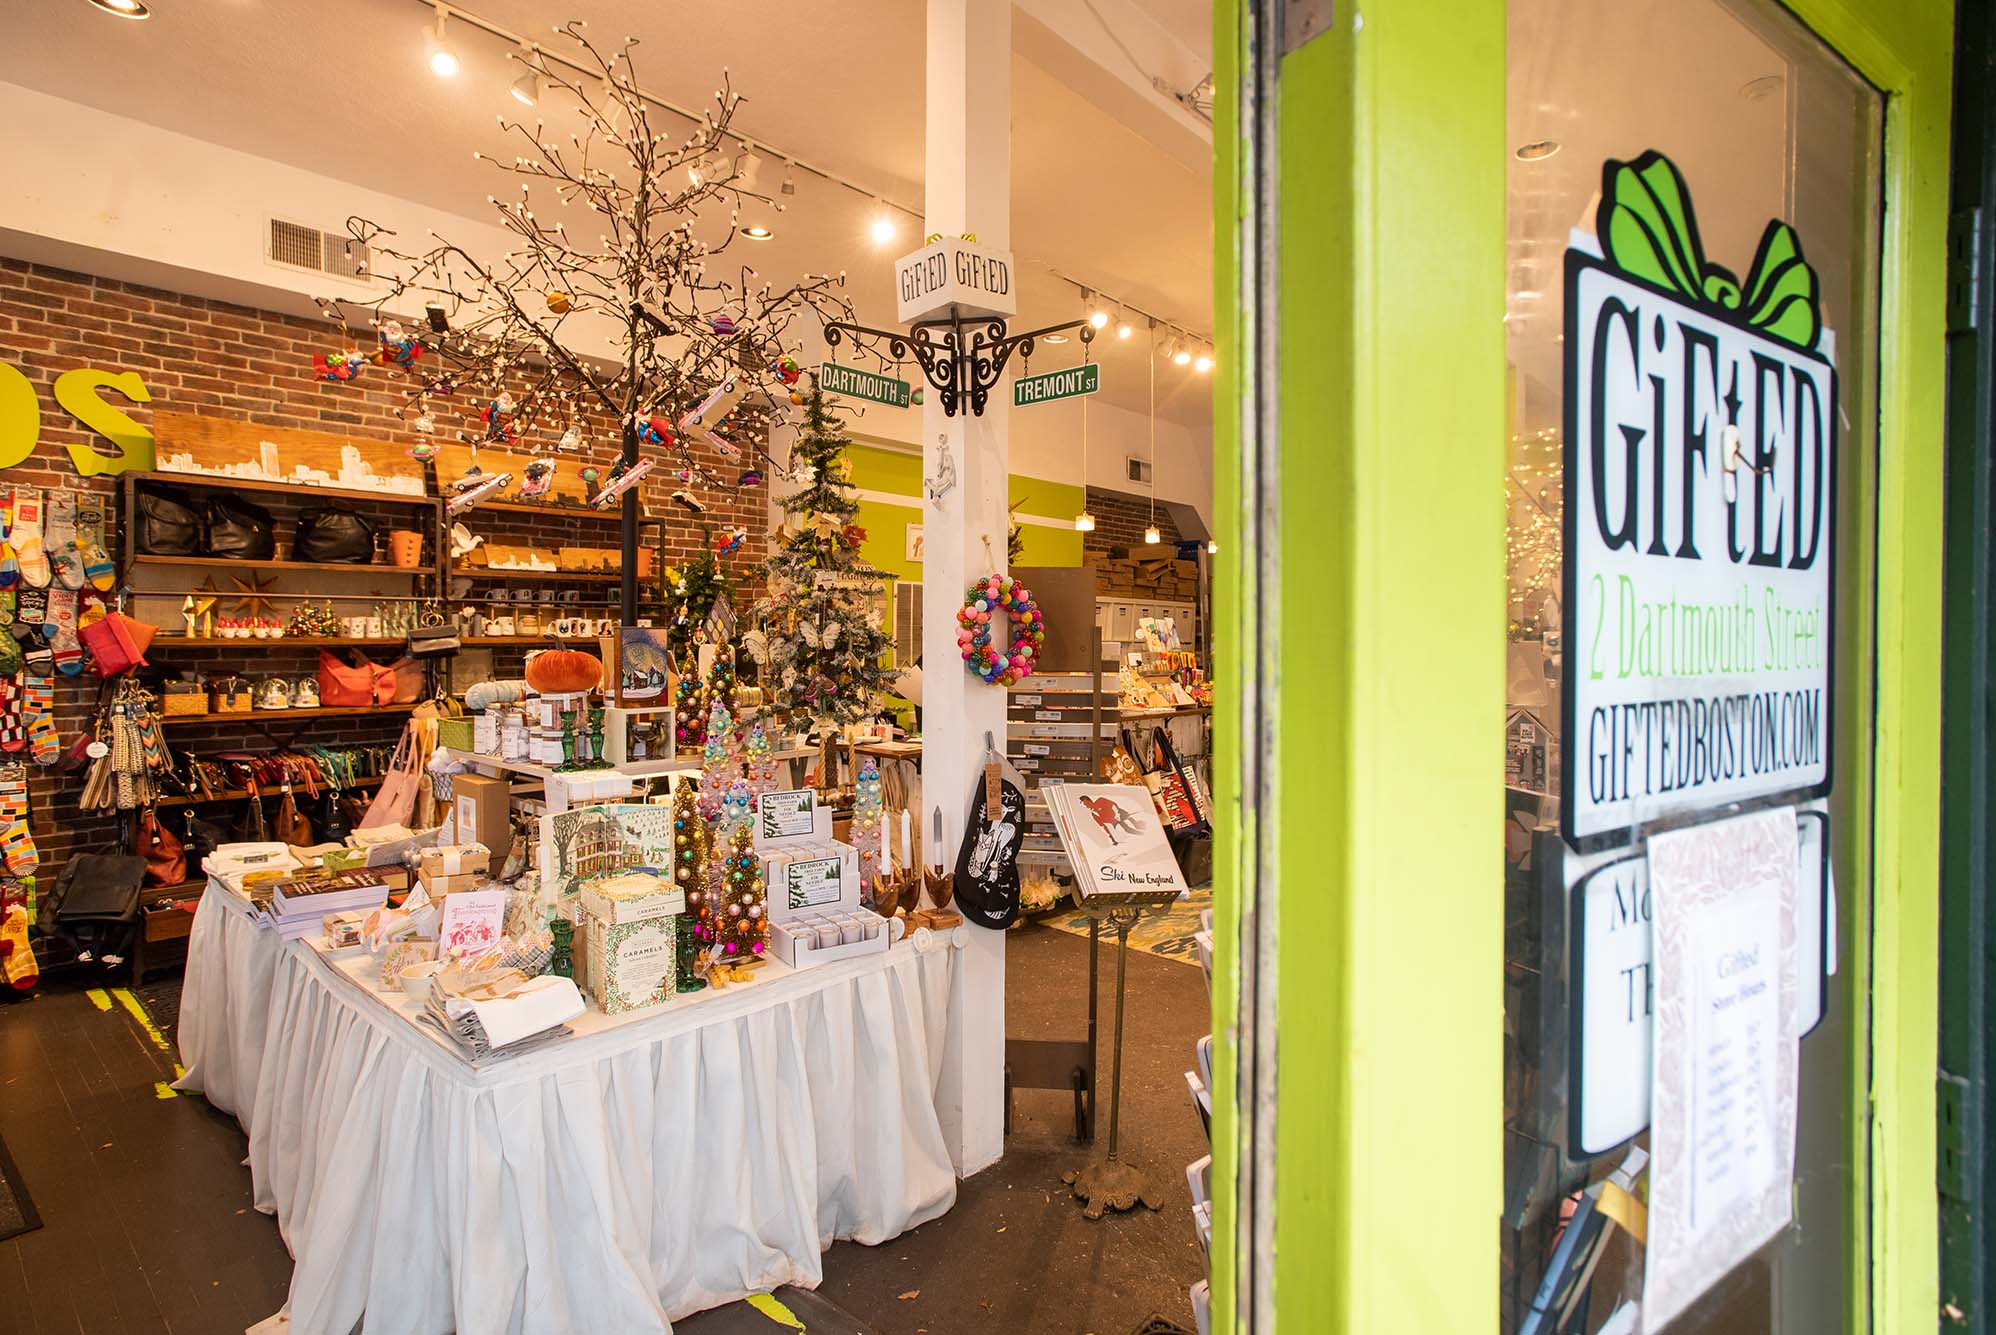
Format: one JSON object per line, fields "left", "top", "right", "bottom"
{"left": 268, "top": 870, "right": 391, "bottom": 940}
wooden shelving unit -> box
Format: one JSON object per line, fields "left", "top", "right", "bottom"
{"left": 158, "top": 703, "right": 420, "bottom": 728}
{"left": 157, "top": 775, "right": 385, "bottom": 807}
{"left": 450, "top": 566, "right": 623, "bottom": 583}
{"left": 130, "top": 554, "right": 430, "bottom": 577}
{"left": 142, "top": 471, "right": 437, "bottom": 509}
{"left": 147, "top": 636, "right": 406, "bottom": 651}
{"left": 473, "top": 498, "right": 665, "bottom": 525}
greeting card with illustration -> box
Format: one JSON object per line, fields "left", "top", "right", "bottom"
{"left": 1044, "top": 782, "right": 1188, "bottom": 906}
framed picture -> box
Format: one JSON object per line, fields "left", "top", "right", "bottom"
{"left": 616, "top": 626, "right": 674, "bottom": 707}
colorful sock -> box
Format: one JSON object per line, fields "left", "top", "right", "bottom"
{"left": 22, "top": 675, "right": 55, "bottom": 767}
{"left": 0, "top": 770, "right": 37, "bottom": 877}
{"left": 16, "top": 590, "right": 44, "bottom": 639}
{"left": 78, "top": 590, "right": 106, "bottom": 630}
{"left": 43, "top": 590, "right": 80, "bottom": 675}
{"left": 0, "top": 589, "right": 16, "bottom": 630}
{"left": 74, "top": 498, "right": 113, "bottom": 592}
{"left": 10, "top": 490, "right": 49, "bottom": 591}
{"left": 0, "top": 679, "right": 24, "bottom": 755}
{"left": 45, "top": 494, "right": 81, "bottom": 592}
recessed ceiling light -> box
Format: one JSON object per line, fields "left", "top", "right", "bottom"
{"left": 88, "top": 0, "right": 150, "bottom": 16}
{"left": 870, "top": 215, "right": 897, "bottom": 245}
{"left": 740, "top": 224, "right": 775, "bottom": 241}
{"left": 1514, "top": 140, "right": 1561, "bottom": 162}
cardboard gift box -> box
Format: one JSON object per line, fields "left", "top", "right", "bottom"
{"left": 419, "top": 844, "right": 491, "bottom": 880}
{"left": 418, "top": 870, "right": 486, "bottom": 897}
{"left": 586, "top": 913, "right": 677, "bottom": 1014}
{"left": 579, "top": 872, "right": 684, "bottom": 925}
{"left": 451, "top": 773, "right": 515, "bottom": 861}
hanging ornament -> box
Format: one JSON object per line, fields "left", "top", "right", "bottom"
{"left": 591, "top": 456, "right": 655, "bottom": 510}
{"left": 737, "top": 468, "right": 762, "bottom": 488}
{"left": 372, "top": 320, "right": 423, "bottom": 368}
{"left": 408, "top": 439, "right": 439, "bottom": 463}
{"left": 772, "top": 355, "right": 801, "bottom": 385}
{"left": 636, "top": 415, "right": 676, "bottom": 448}
{"left": 481, "top": 392, "right": 517, "bottom": 442}
{"left": 710, "top": 313, "right": 738, "bottom": 337}
{"left": 715, "top": 527, "right": 746, "bottom": 556}
{"left": 558, "top": 424, "right": 583, "bottom": 452}
{"left": 312, "top": 349, "right": 366, "bottom": 382}
{"left": 671, "top": 489, "right": 708, "bottom": 514}
{"left": 519, "top": 457, "right": 557, "bottom": 500}
{"left": 546, "top": 291, "right": 574, "bottom": 314}
{"left": 910, "top": 387, "right": 925, "bottom": 406}
{"left": 957, "top": 573, "right": 1045, "bottom": 686}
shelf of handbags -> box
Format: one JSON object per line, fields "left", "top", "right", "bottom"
{"left": 1185, "top": 902, "right": 1216, "bottom": 1335}
{"left": 124, "top": 471, "right": 446, "bottom": 577}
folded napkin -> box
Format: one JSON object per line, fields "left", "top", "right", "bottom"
{"left": 443, "top": 975, "right": 584, "bottom": 1050}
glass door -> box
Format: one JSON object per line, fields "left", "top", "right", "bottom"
{"left": 1500, "top": 0, "right": 1882, "bottom": 1329}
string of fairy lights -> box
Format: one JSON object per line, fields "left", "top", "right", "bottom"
{"left": 1507, "top": 426, "right": 1563, "bottom": 637}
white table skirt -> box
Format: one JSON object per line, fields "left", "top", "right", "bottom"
{"left": 174, "top": 883, "right": 965, "bottom": 1335}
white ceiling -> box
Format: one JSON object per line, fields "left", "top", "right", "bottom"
{"left": 0, "top": 0, "right": 1215, "bottom": 425}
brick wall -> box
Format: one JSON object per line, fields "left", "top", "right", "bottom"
{"left": 1082, "top": 484, "right": 1183, "bottom": 558}
{"left": 0, "top": 255, "right": 773, "bottom": 890}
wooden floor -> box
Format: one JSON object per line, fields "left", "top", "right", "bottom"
{"left": 0, "top": 985, "right": 292, "bottom": 1334}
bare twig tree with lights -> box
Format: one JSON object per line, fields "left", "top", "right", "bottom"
{"left": 337, "top": 21, "right": 863, "bottom": 614}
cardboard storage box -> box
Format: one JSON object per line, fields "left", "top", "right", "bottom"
{"left": 420, "top": 844, "right": 491, "bottom": 880}
{"left": 418, "top": 870, "right": 486, "bottom": 897}
{"left": 451, "top": 775, "right": 513, "bottom": 860}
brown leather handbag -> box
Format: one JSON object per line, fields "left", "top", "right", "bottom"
{"left": 275, "top": 782, "right": 313, "bottom": 847}
{"left": 139, "top": 807, "right": 186, "bottom": 887}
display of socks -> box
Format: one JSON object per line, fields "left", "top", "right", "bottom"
{"left": 16, "top": 589, "right": 46, "bottom": 640}
{"left": 0, "top": 679, "right": 23, "bottom": 754}
{"left": 43, "top": 589, "right": 80, "bottom": 675}
{"left": 75, "top": 498, "right": 114, "bottom": 592}
{"left": 78, "top": 589, "right": 106, "bottom": 630}
{"left": 0, "top": 769, "right": 38, "bottom": 877}
{"left": 10, "top": 489, "right": 49, "bottom": 590}
{"left": 21, "top": 674, "right": 55, "bottom": 767}
{"left": 45, "top": 493, "right": 81, "bottom": 592}
{"left": 0, "top": 588, "right": 16, "bottom": 630}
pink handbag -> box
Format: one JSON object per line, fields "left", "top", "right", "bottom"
{"left": 359, "top": 725, "right": 421, "bottom": 829}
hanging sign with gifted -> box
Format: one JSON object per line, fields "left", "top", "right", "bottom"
{"left": 818, "top": 362, "right": 911, "bottom": 409}
{"left": 1561, "top": 151, "right": 1836, "bottom": 848}
{"left": 1013, "top": 363, "right": 1100, "bottom": 407}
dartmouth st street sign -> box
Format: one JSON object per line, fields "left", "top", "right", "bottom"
{"left": 819, "top": 362, "right": 911, "bottom": 408}
{"left": 1013, "top": 362, "right": 1100, "bottom": 407}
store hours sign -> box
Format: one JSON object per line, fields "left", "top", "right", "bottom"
{"left": 1561, "top": 151, "right": 1836, "bottom": 848}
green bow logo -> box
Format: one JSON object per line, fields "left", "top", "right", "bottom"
{"left": 1597, "top": 150, "right": 1822, "bottom": 352}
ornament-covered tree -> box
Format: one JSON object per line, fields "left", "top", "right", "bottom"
{"left": 670, "top": 780, "right": 711, "bottom": 990}
{"left": 757, "top": 379, "right": 895, "bottom": 728}
{"left": 713, "top": 823, "right": 768, "bottom": 961}
{"left": 667, "top": 552, "right": 731, "bottom": 663}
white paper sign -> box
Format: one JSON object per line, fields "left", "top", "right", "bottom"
{"left": 758, "top": 789, "right": 816, "bottom": 839}
{"left": 1567, "top": 800, "right": 1830, "bottom": 1157}
{"left": 785, "top": 856, "right": 845, "bottom": 910}
{"left": 1562, "top": 250, "right": 1835, "bottom": 847}
{"left": 1643, "top": 808, "right": 1799, "bottom": 1331}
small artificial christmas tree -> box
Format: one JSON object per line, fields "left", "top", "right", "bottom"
{"left": 757, "top": 380, "right": 895, "bottom": 729}
{"left": 670, "top": 780, "right": 711, "bottom": 991}
{"left": 713, "top": 823, "right": 768, "bottom": 960}
{"left": 667, "top": 553, "right": 731, "bottom": 664}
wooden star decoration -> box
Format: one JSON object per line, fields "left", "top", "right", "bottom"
{"left": 231, "top": 571, "right": 280, "bottom": 620}
{"left": 193, "top": 575, "right": 219, "bottom": 619}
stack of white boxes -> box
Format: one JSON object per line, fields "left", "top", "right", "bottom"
{"left": 757, "top": 792, "right": 895, "bottom": 970}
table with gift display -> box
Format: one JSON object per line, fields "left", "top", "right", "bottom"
{"left": 174, "top": 648, "right": 968, "bottom": 1335}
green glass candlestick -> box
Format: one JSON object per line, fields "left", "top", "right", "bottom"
{"left": 548, "top": 918, "right": 575, "bottom": 979}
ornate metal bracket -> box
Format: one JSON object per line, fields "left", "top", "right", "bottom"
{"left": 823, "top": 309, "right": 1096, "bottom": 417}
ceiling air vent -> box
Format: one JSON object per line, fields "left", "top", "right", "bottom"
{"left": 1126, "top": 456, "right": 1153, "bottom": 484}
{"left": 267, "top": 218, "right": 369, "bottom": 281}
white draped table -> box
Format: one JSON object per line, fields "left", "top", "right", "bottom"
{"left": 175, "top": 881, "right": 965, "bottom": 1335}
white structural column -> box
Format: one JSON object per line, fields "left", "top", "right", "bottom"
{"left": 922, "top": 0, "right": 1011, "bottom": 1177}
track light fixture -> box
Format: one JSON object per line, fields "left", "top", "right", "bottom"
{"left": 509, "top": 45, "right": 541, "bottom": 105}
{"left": 428, "top": 6, "right": 460, "bottom": 77}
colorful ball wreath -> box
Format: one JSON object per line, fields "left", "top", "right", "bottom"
{"left": 957, "top": 573, "right": 1045, "bottom": 685}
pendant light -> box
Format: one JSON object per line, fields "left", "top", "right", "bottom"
{"left": 1144, "top": 323, "right": 1162, "bottom": 545}
{"left": 1074, "top": 356, "right": 1097, "bottom": 532}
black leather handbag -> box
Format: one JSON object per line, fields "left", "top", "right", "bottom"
{"left": 294, "top": 507, "right": 375, "bottom": 564}
{"left": 135, "top": 485, "right": 201, "bottom": 556}
{"left": 203, "top": 494, "right": 275, "bottom": 561}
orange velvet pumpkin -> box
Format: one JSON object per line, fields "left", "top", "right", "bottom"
{"left": 525, "top": 647, "right": 603, "bottom": 696}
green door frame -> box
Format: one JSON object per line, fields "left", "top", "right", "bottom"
{"left": 1210, "top": 0, "right": 1952, "bottom": 1330}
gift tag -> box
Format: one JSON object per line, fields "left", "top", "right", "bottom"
{"left": 85, "top": 740, "right": 108, "bottom": 759}
{"left": 985, "top": 758, "right": 1001, "bottom": 820}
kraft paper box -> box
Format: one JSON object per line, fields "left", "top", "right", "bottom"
{"left": 451, "top": 774, "right": 513, "bottom": 861}
{"left": 419, "top": 844, "right": 491, "bottom": 880}
{"left": 580, "top": 872, "right": 684, "bottom": 926}
{"left": 586, "top": 913, "right": 677, "bottom": 1014}
{"left": 418, "top": 870, "right": 486, "bottom": 897}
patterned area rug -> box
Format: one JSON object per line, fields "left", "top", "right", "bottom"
{"left": 1043, "top": 888, "right": 1211, "bottom": 967}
